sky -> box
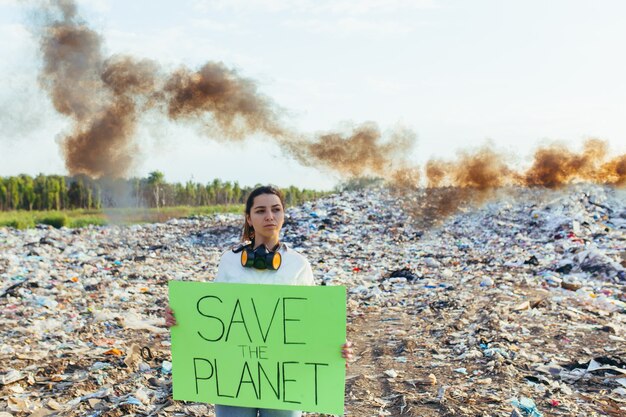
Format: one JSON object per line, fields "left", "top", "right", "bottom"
{"left": 1, "top": 0, "right": 625, "bottom": 190}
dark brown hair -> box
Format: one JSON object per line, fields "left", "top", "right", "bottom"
{"left": 242, "top": 185, "right": 286, "bottom": 242}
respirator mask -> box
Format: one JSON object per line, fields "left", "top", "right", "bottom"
{"left": 234, "top": 241, "right": 282, "bottom": 270}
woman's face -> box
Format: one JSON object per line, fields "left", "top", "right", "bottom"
{"left": 247, "top": 193, "right": 284, "bottom": 242}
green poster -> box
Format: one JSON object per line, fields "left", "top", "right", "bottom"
{"left": 168, "top": 281, "right": 346, "bottom": 415}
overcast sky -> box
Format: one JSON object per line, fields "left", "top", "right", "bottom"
{"left": 1, "top": 0, "right": 625, "bottom": 190}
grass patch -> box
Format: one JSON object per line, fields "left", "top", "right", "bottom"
{"left": 0, "top": 205, "right": 243, "bottom": 230}
{"left": 2, "top": 217, "right": 35, "bottom": 230}
{"left": 69, "top": 217, "right": 108, "bottom": 228}
{"left": 103, "top": 205, "right": 243, "bottom": 224}
{"left": 38, "top": 213, "right": 69, "bottom": 228}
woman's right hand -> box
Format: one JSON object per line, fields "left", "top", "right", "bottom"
{"left": 164, "top": 305, "right": 177, "bottom": 328}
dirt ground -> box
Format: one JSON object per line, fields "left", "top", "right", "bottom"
{"left": 343, "top": 285, "right": 626, "bottom": 417}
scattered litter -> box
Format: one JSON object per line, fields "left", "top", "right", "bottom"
{"left": 510, "top": 396, "right": 543, "bottom": 417}
{"left": 161, "top": 361, "right": 172, "bottom": 375}
{"left": 383, "top": 369, "right": 398, "bottom": 378}
{"left": 0, "top": 371, "right": 24, "bottom": 386}
{"left": 1, "top": 186, "right": 626, "bottom": 416}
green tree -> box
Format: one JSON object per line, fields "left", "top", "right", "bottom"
{"left": 67, "top": 179, "right": 84, "bottom": 209}
{"left": 0, "top": 180, "right": 7, "bottom": 211}
{"left": 8, "top": 177, "right": 20, "bottom": 210}
{"left": 223, "top": 181, "right": 233, "bottom": 204}
{"left": 232, "top": 181, "right": 242, "bottom": 204}
{"left": 211, "top": 179, "right": 222, "bottom": 204}
{"left": 33, "top": 174, "right": 47, "bottom": 210}
{"left": 18, "top": 175, "right": 35, "bottom": 210}
{"left": 46, "top": 176, "right": 62, "bottom": 210}
{"left": 147, "top": 171, "right": 165, "bottom": 209}
{"left": 185, "top": 180, "right": 196, "bottom": 205}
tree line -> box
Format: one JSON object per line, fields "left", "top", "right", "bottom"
{"left": 0, "top": 172, "right": 327, "bottom": 211}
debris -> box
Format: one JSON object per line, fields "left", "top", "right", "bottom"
{"left": 123, "top": 344, "right": 142, "bottom": 370}
{"left": 161, "top": 361, "right": 172, "bottom": 374}
{"left": 383, "top": 369, "right": 398, "bottom": 378}
{"left": 513, "top": 301, "right": 530, "bottom": 311}
{"left": 103, "top": 348, "right": 124, "bottom": 356}
{"left": 510, "top": 396, "right": 543, "bottom": 417}
{"left": 1, "top": 185, "right": 626, "bottom": 416}
{"left": 406, "top": 373, "right": 437, "bottom": 386}
{"left": 387, "top": 267, "right": 420, "bottom": 281}
{"left": 0, "top": 371, "right": 24, "bottom": 386}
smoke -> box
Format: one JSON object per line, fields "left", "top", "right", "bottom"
{"left": 38, "top": 2, "right": 141, "bottom": 177}
{"left": 285, "top": 123, "right": 416, "bottom": 177}
{"left": 37, "top": 1, "right": 279, "bottom": 177}
{"left": 412, "top": 146, "right": 512, "bottom": 226}
{"left": 519, "top": 139, "right": 626, "bottom": 188}
{"left": 31, "top": 0, "right": 626, "bottom": 223}
{"left": 424, "top": 145, "right": 513, "bottom": 190}
{"left": 420, "top": 139, "right": 625, "bottom": 191}
{"left": 524, "top": 139, "right": 605, "bottom": 187}
{"left": 36, "top": 0, "right": 412, "bottom": 180}
{"left": 389, "top": 166, "right": 421, "bottom": 190}
{"left": 601, "top": 155, "right": 626, "bottom": 186}
{"left": 400, "top": 139, "right": 626, "bottom": 226}
{"left": 407, "top": 187, "right": 475, "bottom": 229}
{"left": 163, "top": 63, "right": 285, "bottom": 139}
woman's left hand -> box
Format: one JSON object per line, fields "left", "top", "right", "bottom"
{"left": 341, "top": 341, "right": 354, "bottom": 366}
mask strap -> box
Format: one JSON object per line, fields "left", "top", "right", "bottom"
{"left": 251, "top": 239, "right": 280, "bottom": 252}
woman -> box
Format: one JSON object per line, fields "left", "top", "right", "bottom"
{"left": 165, "top": 185, "right": 353, "bottom": 417}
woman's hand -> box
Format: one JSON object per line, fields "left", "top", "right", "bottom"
{"left": 164, "top": 305, "right": 177, "bottom": 328}
{"left": 342, "top": 341, "right": 354, "bottom": 367}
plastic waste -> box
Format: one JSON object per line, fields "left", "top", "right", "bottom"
{"left": 1, "top": 186, "right": 625, "bottom": 416}
{"left": 510, "top": 397, "right": 543, "bottom": 417}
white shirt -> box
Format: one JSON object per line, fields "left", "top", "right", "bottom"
{"left": 214, "top": 243, "right": 315, "bottom": 286}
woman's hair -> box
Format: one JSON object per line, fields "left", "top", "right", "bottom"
{"left": 242, "top": 185, "right": 286, "bottom": 242}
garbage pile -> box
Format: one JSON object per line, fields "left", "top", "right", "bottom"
{"left": 1, "top": 185, "right": 625, "bottom": 417}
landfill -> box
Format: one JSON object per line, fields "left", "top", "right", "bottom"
{"left": 1, "top": 185, "right": 625, "bottom": 417}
